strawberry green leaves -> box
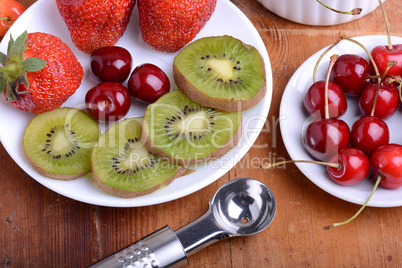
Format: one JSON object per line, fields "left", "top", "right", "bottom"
{"left": 0, "top": 30, "right": 46, "bottom": 101}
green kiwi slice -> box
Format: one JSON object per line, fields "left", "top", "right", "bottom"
{"left": 173, "top": 35, "right": 266, "bottom": 112}
{"left": 22, "top": 107, "right": 100, "bottom": 180}
{"left": 141, "top": 90, "right": 242, "bottom": 166}
{"left": 91, "top": 117, "right": 192, "bottom": 198}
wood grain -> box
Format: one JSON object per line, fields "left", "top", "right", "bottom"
{"left": 1, "top": 0, "right": 402, "bottom": 267}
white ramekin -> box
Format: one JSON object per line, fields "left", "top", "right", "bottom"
{"left": 257, "top": 0, "right": 385, "bottom": 26}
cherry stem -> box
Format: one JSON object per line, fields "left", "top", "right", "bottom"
{"left": 261, "top": 159, "right": 340, "bottom": 170}
{"left": 339, "top": 33, "right": 381, "bottom": 83}
{"left": 316, "top": 0, "right": 362, "bottom": 15}
{"left": 323, "top": 174, "right": 383, "bottom": 230}
{"left": 370, "top": 60, "right": 397, "bottom": 116}
{"left": 325, "top": 55, "right": 338, "bottom": 119}
{"left": 398, "top": 83, "right": 402, "bottom": 104}
{"left": 0, "top": 17, "right": 11, "bottom": 21}
{"left": 377, "top": 0, "right": 393, "bottom": 50}
{"left": 313, "top": 40, "right": 340, "bottom": 83}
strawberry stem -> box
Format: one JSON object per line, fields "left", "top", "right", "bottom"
{"left": 0, "top": 16, "right": 11, "bottom": 21}
{"left": 316, "top": 0, "right": 362, "bottom": 15}
{"left": 323, "top": 174, "right": 383, "bottom": 230}
{"left": 377, "top": 0, "right": 393, "bottom": 51}
{"left": 0, "top": 31, "right": 46, "bottom": 100}
{"left": 0, "top": 62, "right": 21, "bottom": 81}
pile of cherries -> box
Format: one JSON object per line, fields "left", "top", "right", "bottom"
{"left": 85, "top": 46, "right": 170, "bottom": 122}
{"left": 303, "top": 39, "right": 402, "bottom": 189}
{"left": 301, "top": 35, "right": 402, "bottom": 228}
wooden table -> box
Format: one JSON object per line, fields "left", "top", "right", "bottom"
{"left": 1, "top": 0, "right": 402, "bottom": 267}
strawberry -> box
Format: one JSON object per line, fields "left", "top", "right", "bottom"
{"left": 138, "top": 0, "right": 217, "bottom": 52}
{"left": 0, "top": 31, "right": 83, "bottom": 113}
{"left": 56, "top": 0, "right": 136, "bottom": 54}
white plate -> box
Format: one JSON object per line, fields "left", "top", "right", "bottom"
{"left": 0, "top": 0, "right": 272, "bottom": 207}
{"left": 280, "top": 35, "right": 402, "bottom": 208}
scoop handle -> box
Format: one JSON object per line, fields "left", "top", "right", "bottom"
{"left": 89, "top": 225, "right": 188, "bottom": 268}
{"left": 175, "top": 205, "right": 231, "bottom": 256}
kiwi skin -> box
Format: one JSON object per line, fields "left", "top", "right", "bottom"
{"left": 173, "top": 37, "right": 266, "bottom": 112}
{"left": 141, "top": 116, "right": 242, "bottom": 166}
{"left": 92, "top": 167, "right": 193, "bottom": 198}
{"left": 24, "top": 158, "right": 88, "bottom": 181}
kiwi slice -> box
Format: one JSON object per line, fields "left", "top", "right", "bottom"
{"left": 173, "top": 35, "right": 266, "bottom": 112}
{"left": 22, "top": 107, "right": 100, "bottom": 180}
{"left": 141, "top": 90, "right": 242, "bottom": 165}
{"left": 91, "top": 117, "right": 192, "bottom": 198}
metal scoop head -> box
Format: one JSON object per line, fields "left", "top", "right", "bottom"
{"left": 90, "top": 178, "right": 276, "bottom": 268}
{"left": 211, "top": 177, "right": 277, "bottom": 236}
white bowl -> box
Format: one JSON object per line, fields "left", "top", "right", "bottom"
{"left": 258, "top": 0, "right": 385, "bottom": 26}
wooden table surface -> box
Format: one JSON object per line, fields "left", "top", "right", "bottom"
{"left": 1, "top": 0, "right": 402, "bottom": 267}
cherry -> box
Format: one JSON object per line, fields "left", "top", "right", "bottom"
{"left": 303, "top": 80, "right": 347, "bottom": 119}
{"left": 0, "top": 0, "right": 25, "bottom": 37}
{"left": 324, "top": 143, "right": 402, "bottom": 230}
{"left": 359, "top": 82, "right": 399, "bottom": 120}
{"left": 262, "top": 147, "right": 369, "bottom": 186}
{"left": 371, "top": 45, "right": 402, "bottom": 76}
{"left": 90, "top": 46, "right": 132, "bottom": 82}
{"left": 303, "top": 55, "right": 350, "bottom": 161}
{"left": 370, "top": 143, "right": 402, "bottom": 189}
{"left": 327, "top": 148, "right": 370, "bottom": 186}
{"left": 329, "top": 54, "right": 370, "bottom": 96}
{"left": 303, "top": 118, "right": 350, "bottom": 161}
{"left": 350, "top": 116, "right": 389, "bottom": 156}
{"left": 127, "top": 63, "right": 170, "bottom": 103}
{"left": 85, "top": 82, "right": 131, "bottom": 122}
{"left": 370, "top": 0, "right": 402, "bottom": 76}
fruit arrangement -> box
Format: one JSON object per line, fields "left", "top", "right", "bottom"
{"left": 0, "top": 0, "right": 269, "bottom": 201}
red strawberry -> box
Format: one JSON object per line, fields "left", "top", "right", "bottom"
{"left": 56, "top": 0, "right": 136, "bottom": 54}
{"left": 0, "top": 31, "right": 83, "bottom": 113}
{"left": 138, "top": 0, "right": 217, "bottom": 52}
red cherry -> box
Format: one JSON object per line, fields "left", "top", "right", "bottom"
{"left": 127, "top": 63, "right": 170, "bottom": 103}
{"left": 350, "top": 116, "right": 389, "bottom": 156}
{"left": 324, "top": 143, "right": 398, "bottom": 230}
{"left": 329, "top": 54, "right": 369, "bottom": 96}
{"left": 359, "top": 82, "right": 399, "bottom": 120}
{"left": 90, "top": 46, "right": 132, "bottom": 82}
{"left": 0, "top": 0, "right": 26, "bottom": 37}
{"left": 303, "top": 80, "right": 347, "bottom": 119}
{"left": 370, "top": 144, "right": 402, "bottom": 189}
{"left": 327, "top": 148, "right": 370, "bottom": 186}
{"left": 370, "top": 44, "right": 402, "bottom": 76}
{"left": 85, "top": 82, "right": 131, "bottom": 122}
{"left": 303, "top": 118, "right": 350, "bottom": 161}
